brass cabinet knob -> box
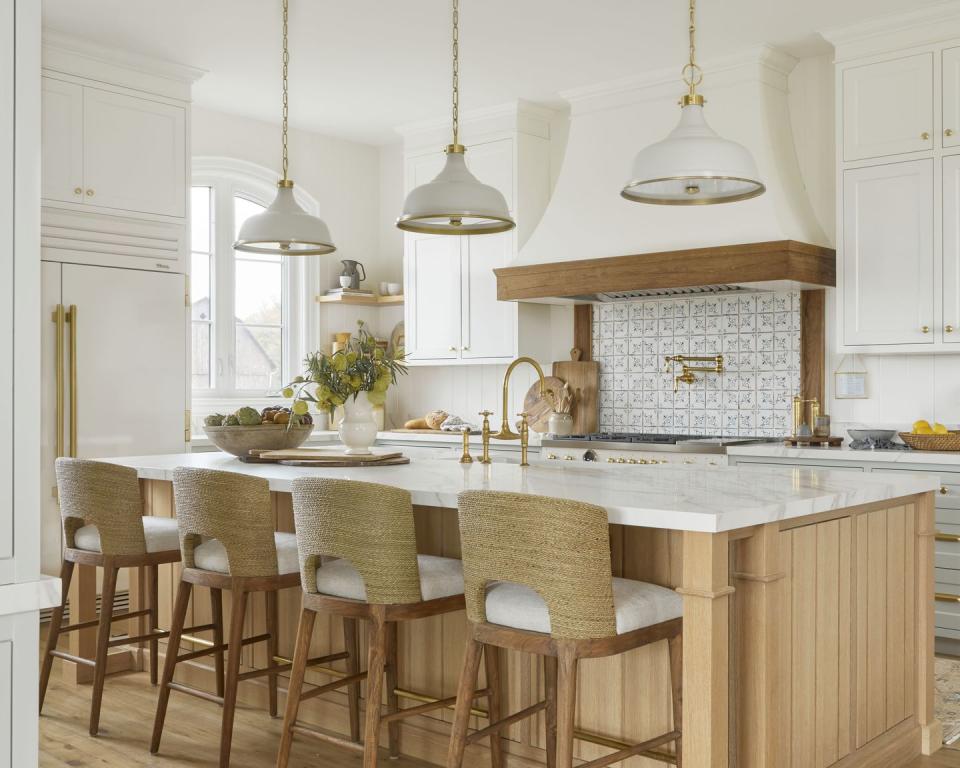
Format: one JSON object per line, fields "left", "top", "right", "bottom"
{"left": 85, "top": 188, "right": 95, "bottom": 196}
{"left": 462, "top": 346, "right": 470, "bottom": 351}
{"left": 607, "top": 457, "right": 617, "bottom": 463}
{"left": 947, "top": 129, "right": 955, "bottom": 137}
{"left": 941, "top": 486, "right": 949, "bottom": 495}
{"left": 546, "top": 453, "right": 557, "bottom": 460}
{"left": 448, "top": 345, "right": 457, "bottom": 351}
{"left": 73, "top": 186, "right": 82, "bottom": 195}
{"left": 921, "top": 131, "right": 931, "bottom": 140}
{"left": 922, "top": 325, "right": 930, "bottom": 333}
{"left": 563, "top": 455, "right": 575, "bottom": 461}
{"left": 947, "top": 325, "right": 955, "bottom": 333}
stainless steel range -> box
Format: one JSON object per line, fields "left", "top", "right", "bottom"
{"left": 539, "top": 432, "right": 781, "bottom": 466}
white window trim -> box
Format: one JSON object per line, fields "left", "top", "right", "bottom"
{"left": 191, "top": 156, "right": 321, "bottom": 408}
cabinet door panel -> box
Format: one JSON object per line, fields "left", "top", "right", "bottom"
{"left": 82, "top": 88, "right": 185, "bottom": 217}
{"left": 842, "top": 160, "right": 934, "bottom": 346}
{"left": 404, "top": 235, "right": 461, "bottom": 361}
{"left": 944, "top": 48, "right": 960, "bottom": 149}
{"left": 461, "top": 233, "right": 516, "bottom": 360}
{"left": 41, "top": 77, "right": 83, "bottom": 204}
{"left": 945, "top": 154, "right": 960, "bottom": 342}
{"left": 843, "top": 54, "right": 934, "bottom": 161}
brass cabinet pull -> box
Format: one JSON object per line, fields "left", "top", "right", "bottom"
{"left": 922, "top": 325, "right": 931, "bottom": 333}
{"left": 947, "top": 129, "right": 955, "bottom": 137}
{"left": 448, "top": 345, "right": 457, "bottom": 352}
{"left": 73, "top": 186, "right": 82, "bottom": 195}
{"left": 942, "top": 486, "right": 950, "bottom": 495}
{"left": 921, "top": 131, "right": 931, "bottom": 140}
{"left": 67, "top": 305, "right": 78, "bottom": 457}
{"left": 52, "top": 305, "right": 66, "bottom": 458}
{"left": 947, "top": 325, "right": 955, "bottom": 334}
{"left": 85, "top": 189, "right": 95, "bottom": 197}
{"left": 936, "top": 532, "right": 960, "bottom": 542}
{"left": 936, "top": 592, "right": 960, "bottom": 603}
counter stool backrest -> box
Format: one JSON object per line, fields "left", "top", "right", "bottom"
{"left": 55, "top": 457, "right": 147, "bottom": 556}
{"left": 457, "top": 490, "right": 617, "bottom": 640}
{"left": 172, "top": 467, "right": 278, "bottom": 578}
{"left": 291, "top": 477, "right": 422, "bottom": 604}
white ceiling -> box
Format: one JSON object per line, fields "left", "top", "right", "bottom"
{"left": 42, "top": 0, "right": 950, "bottom": 145}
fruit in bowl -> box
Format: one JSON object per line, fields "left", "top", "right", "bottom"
{"left": 911, "top": 419, "right": 949, "bottom": 435}
{"left": 202, "top": 406, "right": 313, "bottom": 457}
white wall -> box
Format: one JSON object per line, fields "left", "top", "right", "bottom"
{"left": 787, "top": 52, "right": 960, "bottom": 431}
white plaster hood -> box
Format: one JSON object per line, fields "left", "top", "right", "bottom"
{"left": 517, "top": 46, "right": 829, "bottom": 268}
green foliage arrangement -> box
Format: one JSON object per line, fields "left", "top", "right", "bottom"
{"left": 283, "top": 321, "right": 406, "bottom": 416}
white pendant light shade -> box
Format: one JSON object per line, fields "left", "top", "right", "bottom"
{"left": 235, "top": 182, "right": 335, "bottom": 255}
{"left": 397, "top": 148, "right": 515, "bottom": 234}
{"left": 621, "top": 104, "right": 765, "bottom": 205}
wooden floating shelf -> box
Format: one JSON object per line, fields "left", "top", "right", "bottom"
{"left": 315, "top": 294, "right": 404, "bottom": 306}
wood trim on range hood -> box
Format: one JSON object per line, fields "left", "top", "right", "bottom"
{"left": 494, "top": 240, "right": 836, "bottom": 301}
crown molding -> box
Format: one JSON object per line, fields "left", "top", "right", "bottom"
{"left": 821, "top": 1, "right": 960, "bottom": 61}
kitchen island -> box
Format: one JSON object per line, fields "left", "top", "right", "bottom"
{"left": 72, "top": 453, "right": 941, "bottom": 768}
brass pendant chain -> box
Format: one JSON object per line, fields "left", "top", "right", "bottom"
{"left": 281, "top": 0, "right": 290, "bottom": 183}
{"left": 451, "top": 0, "right": 460, "bottom": 148}
{"left": 681, "top": 0, "right": 703, "bottom": 105}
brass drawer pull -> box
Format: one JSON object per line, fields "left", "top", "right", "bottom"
{"left": 936, "top": 592, "right": 960, "bottom": 603}
{"left": 941, "top": 486, "right": 949, "bottom": 495}
{"left": 936, "top": 532, "right": 960, "bottom": 543}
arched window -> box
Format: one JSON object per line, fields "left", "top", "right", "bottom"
{"left": 191, "top": 157, "right": 318, "bottom": 402}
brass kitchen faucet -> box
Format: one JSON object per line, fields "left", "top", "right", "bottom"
{"left": 663, "top": 354, "right": 725, "bottom": 392}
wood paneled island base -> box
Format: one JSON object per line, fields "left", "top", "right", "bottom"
{"left": 61, "top": 461, "right": 942, "bottom": 768}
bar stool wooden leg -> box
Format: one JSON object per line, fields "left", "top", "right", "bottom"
{"left": 446, "top": 636, "right": 482, "bottom": 768}
{"left": 151, "top": 579, "right": 193, "bottom": 754}
{"left": 385, "top": 620, "right": 401, "bottom": 758}
{"left": 39, "top": 559, "right": 74, "bottom": 713}
{"left": 266, "top": 590, "right": 279, "bottom": 718}
{"left": 89, "top": 561, "right": 119, "bottom": 736}
{"left": 363, "top": 608, "right": 389, "bottom": 768}
{"left": 543, "top": 655, "right": 558, "bottom": 768}
{"left": 220, "top": 587, "right": 248, "bottom": 768}
{"left": 669, "top": 633, "right": 683, "bottom": 768}
{"left": 483, "top": 645, "right": 504, "bottom": 768}
{"left": 211, "top": 587, "right": 225, "bottom": 697}
{"left": 148, "top": 564, "right": 160, "bottom": 685}
{"left": 554, "top": 644, "right": 578, "bottom": 768}
{"left": 343, "top": 617, "right": 361, "bottom": 743}
{"left": 277, "top": 607, "right": 317, "bottom": 768}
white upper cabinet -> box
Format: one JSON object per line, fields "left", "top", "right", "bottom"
{"left": 82, "top": 87, "right": 186, "bottom": 218}
{"left": 842, "top": 53, "right": 934, "bottom": 161}
{"left": 841, "top": 160, "right": 934, "bottom": 346}
{"left": 404, "top": 232, "right": 461, "bottom": 362}
{"left": 943, "top": 154, "right": 960, "bottom": 343}
{"left": 41, "top": 77, "right": 83, "bottom": 204}
{"left": 944, "top": 47, "right": 960, "bottom": 149}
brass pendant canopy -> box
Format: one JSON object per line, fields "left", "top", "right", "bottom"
{"left": 397, "top": 0, "right": 515, "bottom": 235}
{"left": 234, "top": 0, "right": 336, "bottom": 255}
{"left": 621, "top": 0, "right": 765, "bottom": 206}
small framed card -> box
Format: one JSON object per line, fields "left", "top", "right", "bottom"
{"left": 834, "top": 355, "right": 868, "bottom": 399}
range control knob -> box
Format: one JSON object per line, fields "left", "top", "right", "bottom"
{"left": 546, "top": 453, "right": 558, "bottom": 460}
{"left": 607, "top": 457, "right": 617, "bottom": 463}
{"left": 583, "top": 450, "right": 598, "bottom": 462}
{"left": 563, "top": 455, "right": 575, "bottom": 461}
{"left": 617, "top": 457, "right": 627, "bottom": 463}
{"left": 627, "top": 458, "right": 639, "bottom": 464}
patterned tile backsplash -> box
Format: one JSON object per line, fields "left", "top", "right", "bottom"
{"left": 591, "top": 291, "right": 801, "bottom": 437}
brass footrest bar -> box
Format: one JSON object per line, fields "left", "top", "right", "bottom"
{"left": 290, "top": 724, "right": 364, "bottom": 753}
{"left": 299, "top": 671, "right": 367, "bottom": 704}
{"left": 936, "top": 592, "right": 960, "bottom": 603}
{"left": 107, "top": 629, "right": 170, "bottom": 648}
{"left": 466, "top": 701, "right": 547, "bottom": 745}
{"left": 393, "top": 686, "right": 489, "bottom": 720}
{"left": 573, "top": 728, "right": 677, "bottom": 766}
{"left": 50, "top": 649, "right": 96, "bottom": 667}
{"left": 578, "top": 730, "right": 680, "bottom": 768}
{"left": 166, "top": 681, "right": 225, "bottom": 706}
{"left": 381, "top": 688, "right": 491, "bottom": 723}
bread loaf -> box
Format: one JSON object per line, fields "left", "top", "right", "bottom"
{"left": 403, "top": 417, "right": 429, "bottom": 430}
{"left": 425, "top": 410, "right": 448, "bottom": 430}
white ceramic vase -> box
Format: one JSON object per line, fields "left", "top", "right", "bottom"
{"left": 547, "top": 411, "right": 574, "bottom": 436}
{"left": 339, "top": 391, "right": 378, "bottom": 455}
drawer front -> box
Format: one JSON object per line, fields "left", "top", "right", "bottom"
{"left": 935, "top": 577, "right": 960, "bottom": 632}
{"left": 734, "top": 460, "right": 863, "bottom": 472}
{"left": 937, "top": 506, "right": 960, "bottom": 526}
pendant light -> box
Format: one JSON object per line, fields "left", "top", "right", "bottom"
{"left": 621, "top": 0, "right": 765, "bottom": 205}
{"left": 396, "top": 0, "right": 515, "bottom": 235}
{"left": 234, "top": 0, "right": 335, "bottom": 255}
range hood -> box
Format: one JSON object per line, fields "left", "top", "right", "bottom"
{"left": 497, "top": 47, "right": 835, "bottom": 303}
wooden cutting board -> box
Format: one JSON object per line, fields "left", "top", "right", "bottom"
{"left": 552, "top": 348, "right": 599, "bottom": 434}
{"left": 522, "top": 376, "right": 567, "bottom": 433}
{"left": 278, "top": 456, "right": 411, "bottom": 467}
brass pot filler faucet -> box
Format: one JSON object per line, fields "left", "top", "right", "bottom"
{"left": 663, "top": 354, "right": 724, "bottom": 391}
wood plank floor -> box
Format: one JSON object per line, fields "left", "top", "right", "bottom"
{"left": 37, "top": 663, "right": 960, "bottom": 768}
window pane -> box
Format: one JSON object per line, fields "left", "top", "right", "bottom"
{"left": 236, "top": 324, "right": 282, "bottom": 391}
{"left": 235, "top": 259, "right": 282, "bottom": 324}
{"left": 192, "top": 322, "right": 211, "bottom": 389}
{"left": 191, "top": 252, "right": 211, "bottom": 321}
{"left": 191, "top": 186, "right": 211, "bottom": 253}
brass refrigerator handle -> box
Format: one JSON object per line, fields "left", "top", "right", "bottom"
{"left": 53, "top": 304, "right": 65, "bottom": 458}
{"left": 67, "top": 305, "right": 77, "bottom": 458}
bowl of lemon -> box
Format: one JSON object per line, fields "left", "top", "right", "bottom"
{"left": 899, "top": 420, "right": 960, "bottom": 451}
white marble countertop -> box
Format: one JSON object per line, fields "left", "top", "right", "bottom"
{"left": 191, "top": 430, "right": 535, "bottom": 451}
{"left": 728, "top": 443, "right": 960, "bottom": 466}
{"left": 105, "top": 451, "right": 939, "bottom": 533}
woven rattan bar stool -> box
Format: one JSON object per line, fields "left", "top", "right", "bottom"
{"left": 448, "top": 491, "right": 684, "bottom": 768}
{"left": 276, "top": 478, "right": 496, "bottom": 768}
{"left": 39, "top": 458, "right": 182, "bottom": 736}
{"left": 151, "top": 467, "right": 336, "bottom": 768}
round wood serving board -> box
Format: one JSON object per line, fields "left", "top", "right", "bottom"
{"left": 522, "top": 376, "right": 566, "bottom": 433}
{"left": 278, "top": 456, "right": 411, "bottom": 467}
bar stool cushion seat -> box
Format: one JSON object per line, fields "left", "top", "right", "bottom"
{"left": 74, "top": 517, "right": 180, "bottom": 554}
{"left": 484, "top": 577, "right": 682, "bottom": 636}
{"left": 315, "top": 554, "right": 464, "bottom": 602}
{"left": 193, "top": 532, "right": 300, "bottom": 575}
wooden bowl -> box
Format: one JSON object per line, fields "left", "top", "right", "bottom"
{"left": 898, "top": 431, "right": 960, "bottom": 452}
{"left": 203, "top": 424, "right": 314, "bottom": 457}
